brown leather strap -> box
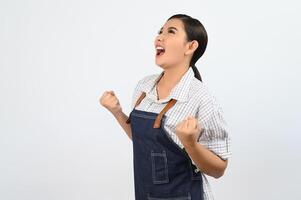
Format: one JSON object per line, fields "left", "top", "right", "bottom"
{"left": 126, "top": 91, "right": 177, "bottom": 128}
{"left": 126, "top": 92, "right": 146, "bottom": 124}
{"left": 153, "top": 99, "right": 177, "bottom": 128}
{"left": 134, "top": 92, "right": 147, "bottom": 108}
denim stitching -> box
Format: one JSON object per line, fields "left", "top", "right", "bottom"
{"left": 147, "top": 192, "right": 191, "bottom": 200}
{"left": 151, "top": 150, "right": 169, "bottom": 184}
{"left": 131, "top": 113, "right": 159, "bottom": 120}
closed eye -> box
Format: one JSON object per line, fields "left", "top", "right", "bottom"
{"left": 157, "top": 30, "right": 175, "bottom": 34}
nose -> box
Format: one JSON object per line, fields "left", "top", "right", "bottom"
{"left": 156, "top": 34, "right": 164, "bottom": 42}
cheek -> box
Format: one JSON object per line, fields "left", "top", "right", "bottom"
{"left": 168, "top": 42, "right": 185, "bottom": 57}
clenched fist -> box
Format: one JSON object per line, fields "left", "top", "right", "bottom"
{"left": 99, "top": 90, "right": 122, "bottom": 115}
{"left": 175, "top": 115, "right": 204, "bottom": 147}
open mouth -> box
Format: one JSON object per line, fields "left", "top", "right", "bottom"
{"left": 156, "top": 46, "right": 165, "bottom": 56}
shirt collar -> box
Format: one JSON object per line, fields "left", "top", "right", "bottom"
{"left": 141, "top": 67, "right": 194, "bottom": 103}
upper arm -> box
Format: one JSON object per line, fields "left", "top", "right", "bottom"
{"left": 196, "top": 92, "right": 232, "bottom": 161}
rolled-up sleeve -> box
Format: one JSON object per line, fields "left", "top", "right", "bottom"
{"left": 196, "top": 95, "right": 232, "bottom": 161}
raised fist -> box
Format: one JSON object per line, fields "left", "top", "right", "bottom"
{"left": 99, "top": 90, "right": 122, "bottom": 115}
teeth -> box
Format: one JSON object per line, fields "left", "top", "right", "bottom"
{"left": 156, "top": 46, "right": 165, "bottom": 56}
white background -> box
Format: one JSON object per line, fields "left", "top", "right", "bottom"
{"left": 1, "top": 0, "right": 300, "bottom": 199}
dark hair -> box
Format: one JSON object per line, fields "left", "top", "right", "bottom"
{"left": 167, "top": 14, "right": 208, "bottom": 82}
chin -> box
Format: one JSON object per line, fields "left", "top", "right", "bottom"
{"left": 155, "top": 59, "right": 167, "bottom": 68}
{"left": 155, "top": 62, "right": 166, "bottom": 70}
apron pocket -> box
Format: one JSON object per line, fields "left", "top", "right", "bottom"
{"left": 151, "top": 150, "right": 169, "bottom": 184}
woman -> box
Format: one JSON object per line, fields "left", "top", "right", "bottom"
{"left": 100, "top": 14, "right": 231, "bottom": 200}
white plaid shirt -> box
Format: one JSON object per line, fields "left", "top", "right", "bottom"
{"left": 130, "top": 67, "right": 232, "bottom": 200}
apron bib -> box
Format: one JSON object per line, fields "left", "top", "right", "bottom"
{"left": 126, "top": 92, "right": 204, "bottom": 200}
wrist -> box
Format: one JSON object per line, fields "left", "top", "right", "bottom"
{"left": 182, "top": 140, "right": 198, "bottom": 151}
{"left": 112, "top": 109, "right": 123, "bottom": 118}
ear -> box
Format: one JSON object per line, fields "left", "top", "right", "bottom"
{"left": 184, "top": 40, "right": 199, "bottom": 56}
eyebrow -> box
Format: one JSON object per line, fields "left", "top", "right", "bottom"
{"left": 159, "top": 26, "right": 178, "bottom": 32}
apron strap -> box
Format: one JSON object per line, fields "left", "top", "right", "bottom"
{"left": 126, "top": 91, "right": 177, "bottom": 129}
{"left": 153, "top": 98, "right": 177, "bottom": 128}
{"left": 126, "top": 92, "right": 146, "bottom": 124}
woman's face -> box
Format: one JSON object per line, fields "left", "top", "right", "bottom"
{"left": 154, "top": 18, "right": 190, "bottom": 69}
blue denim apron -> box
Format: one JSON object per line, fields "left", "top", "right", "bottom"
{"left": 126, "top": 91, "right": 204, "bottom": 200}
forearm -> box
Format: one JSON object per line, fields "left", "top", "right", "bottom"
{"left": 112, "top": 110, "right": 132, "bottom": 140}
{"left": 184, "top": 142, "right": 227, "bottom": 179}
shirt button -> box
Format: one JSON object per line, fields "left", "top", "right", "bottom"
{"left": 194, "top": 168, "right": 200, "bottom": 173}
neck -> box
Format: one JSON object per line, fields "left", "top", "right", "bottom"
{"left": 158, "top": 63, "right": 190, "bottom": 90}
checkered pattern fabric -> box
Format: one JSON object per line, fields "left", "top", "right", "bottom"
{"left": 130, "top": 67, "right": 231, "bottom": 200}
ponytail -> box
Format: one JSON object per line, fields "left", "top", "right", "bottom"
{"left": 191, "top": 65, "right": 202, "bottom": 82}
